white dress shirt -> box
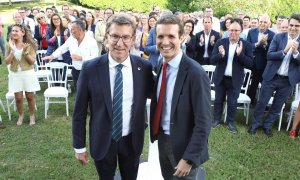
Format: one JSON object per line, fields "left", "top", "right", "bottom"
{"left": 157, "top": 51, "right": 183, "bottom": 135}
{"left": 277, "top": 35, "right": 300, "bottom": 76}
{"left": 74, "top": 53, "right": 134, "bottom": 153}
{"left": 224, "top": 42, "right": 238, "bottom": 76}
{"left": 52, "top": 34, "right": 98, "bottom": 70}
{"left": 204, "top": 32, "right": 211, "bottom": 58}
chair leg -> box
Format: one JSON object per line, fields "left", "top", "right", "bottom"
{"left": 0, "top": 99, "right": 6, "bottom": 112}
{"left": 6, "top": 99, "right": 11, "bottom": 121}
{"left": 45, "top": 97, "right": 47, "bottom": 118}
{"left": 66, "top": 97, "right": 69, "bottom": 116}
{"left": 246, "top": 104, "right": 249, "bottom": 125}
{"left": 278, "top": 107, "right": 284, "bottom": 131}
{"left": 286, "top": 109, "right": 294, "bottom": 131}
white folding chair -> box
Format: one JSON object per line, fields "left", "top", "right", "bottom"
{"left": 286, "top": 83, "right": 300, "bottom": 131}
{"left": 0, "top": 98, "right": 6, "bottom": 113}
{"left": 224, "top": 69, "right": 252, "bottom": 124}
{"left": 44, "top": 62, "right": 69, "bottom": 118}
{"left": 202, "top": 65, "right": 216, "bottom": 101}
{"left": 35, "top": 50, "right": 51, "bottom": 82}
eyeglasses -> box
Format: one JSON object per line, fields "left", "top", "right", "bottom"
{"left": 37, "top": 16, "right": 45, "bottom": 21}
{"left": 229, "top": 29, "right": 241, "bottom": 32}
{"left": 289, "top": 24, "right": 300, "bottom": 28}
{"left": 52, "top": 18, "right": 60, "bottom": 21}
{"left": 109, "top": 34, "right": 132, "bottom": 43}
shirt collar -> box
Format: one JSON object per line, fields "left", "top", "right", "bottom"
{"left": 108, "top": 53, "right": 131, "bottom": 68}
{"left": 163, "top": 50, "right": 183, "bottom": 69}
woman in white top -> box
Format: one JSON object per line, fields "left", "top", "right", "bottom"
{"left": 5, "top": 24, "right": 40, "bottom": 126}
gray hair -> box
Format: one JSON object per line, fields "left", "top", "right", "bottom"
{"left": 105, "top": 13, "right": 136, "bottom": 35}
{"left": 72, "top": 19, "right": 86, "bottom": 31}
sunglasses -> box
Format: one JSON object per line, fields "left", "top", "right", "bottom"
{"left": 37, "top": 16, "right": 45, "bottom": 21}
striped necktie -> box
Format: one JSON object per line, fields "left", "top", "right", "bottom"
{"left": 112, "top": 64, "right": 123, "bottom": 141}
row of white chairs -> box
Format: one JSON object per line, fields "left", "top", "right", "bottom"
{"left": 202, "top": 65, "right": 286, "bottom": 131}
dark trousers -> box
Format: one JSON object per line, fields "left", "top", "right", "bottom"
{"left": 214, "top": 77, "right": 240, "bottom": 124}
{"left": 94, "top": 134, "right": 140, "bottom": 180}
{"left": 158, "top": 133, "right": 200, "bottom": 180}
{"left": 251, "top": 75, "right": 293, "bottom": 129}
{"left": 248, "top": 68, "right": 264, "bottom": 104}
{"left": 72, "top": 68, "right": 81, "bottom": 91}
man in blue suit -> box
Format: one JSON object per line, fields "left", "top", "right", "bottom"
{"left": 72, "top": 14, "right": 154, "bottom": 179}
{"left": 150, "top": 15, "right": 211, "bottom": 179}
{"left": 247, "top": 15, "right": 275, "bottom": 105}
{"left": 210, "top": 18, "right": 253, "bottom": 133}
{"left": 249, "top": 14, "right": 300, "bottom": 137}
{"left": 195, "top": 16, "right": 220, "bottom": 65}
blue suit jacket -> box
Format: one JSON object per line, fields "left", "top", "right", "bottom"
{"left": 247, "top": 28, "right": 275, "bottom": 70}
{"left": 145, "top": 28, "right": 160, "bottom": 69}
{"left": 195, "top": 30, "right": 220, "bottom": 63}
{"left": 210, "top": 38, "right": 253, "bottom": 89}
{"left": 72, "top": 54, "right": 154, "bottom": 160}
{"left": 150, "top": 53, "right": 211, "bottom": 167}
{"left": 45, "top": 27, "right": 72, "bottom": 64}
{"left": 263, "top": 32, "right": 300, "bottom": 86}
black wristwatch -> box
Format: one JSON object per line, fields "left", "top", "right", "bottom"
{"left": 185, "top": 159, "right": 193, "bottom": 166}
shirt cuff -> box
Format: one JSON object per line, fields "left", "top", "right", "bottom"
{"left": 74, "top": 147, "right": 86, "bottom": 153}
{"left": 293, "top": 51, "right": 299, "bottom": 58}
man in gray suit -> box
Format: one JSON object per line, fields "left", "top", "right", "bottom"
{"left": 150, "top": 14, "right": 211, "bottom": 179}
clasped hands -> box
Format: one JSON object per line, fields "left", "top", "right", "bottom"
{"left": 218, "top": 41, "right": 243, "bottom": 58}
{"left": 284, "top": 39, "right": 299, "bottom": 55}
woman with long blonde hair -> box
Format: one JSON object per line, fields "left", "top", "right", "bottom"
{"left": 5, "top": 24, "right": 40, "bottom": 126}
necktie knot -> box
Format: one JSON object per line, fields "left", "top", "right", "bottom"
{"left": 116, "top": 64, "right": 123, "bottom": 71}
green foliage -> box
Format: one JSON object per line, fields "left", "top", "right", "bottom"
{"left": 78, "top": 0, "right": 168, "bottom": 12}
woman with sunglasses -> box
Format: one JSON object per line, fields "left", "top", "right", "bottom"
{"left": 46, "top": 14, "right": 71, "bottom": 64}
{"left": 5, "top": 24, "right": 40, "bottom": 126}
{"left": 34, "top": 12, "right": 49, "bottom": 50}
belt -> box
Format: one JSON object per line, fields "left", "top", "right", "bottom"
{"left": 274, "top": 74, "right": 288, "bottom": 79}
{"left": 224, "top": 75, "right": 232, "bottom": 79}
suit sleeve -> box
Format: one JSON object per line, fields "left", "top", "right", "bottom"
{"left": 210, "top": 40, "right": 223, "bottom": 65}
{"left": 145, "top": 29, "right": 159, "bottom": 54}
{"left": 267, "top": 34, "right": 286, "bottom": 62}
{"left": 182, "top": 68, "right": 211, "bottom": 166}
{"left": 72, "top": 62, "right": 90, "bottom": 149}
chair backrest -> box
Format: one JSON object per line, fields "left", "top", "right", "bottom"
{"left": 202, "top": 65, "right": 216, "bottom": 88}
{"left": 35, "top": 50, "right": 48, "bottom": 71}
{"left": 241, "top": 68, "right": 252, "bottom": 94}
{"left": 294, "top": 83, "right": 300, "bottom": 100}
{"left": 46, "top": 62, "right": 69, "bottom": 88}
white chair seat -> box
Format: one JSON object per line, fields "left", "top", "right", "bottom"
{"left": 237, "top": 93, "right": 251, "bottom": 103}
{"left": 44, "top": 87, "right": 68, "bottom": 97}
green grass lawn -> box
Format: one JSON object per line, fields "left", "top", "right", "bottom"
{"left": 1, "top": 2, "right": 300, "bottom": 179}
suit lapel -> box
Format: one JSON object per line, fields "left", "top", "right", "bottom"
{"left": 97, "top": 55, "right": 113, "bottom": 120}
{"left": 130, "top": 56, "right": 142, "bottom": 122}
{"left": 170, "top": 55, "right": 188, "bottom": 123}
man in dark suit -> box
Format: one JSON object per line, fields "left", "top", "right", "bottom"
{"left": 195, "top": 16, "right": 220, "bottom": 65}
{"left": 247, "top": 15, "right": 275, "bottom": 105}
{"left": 72, "top": 14, "right": 154, "bottom": 179}
{"left": 150, "top": 14, "right": 211, "bottom": 179}
{"left": 210, "top": 18, "right": 253, "bottom": 133}
{"left": 249, "top": 14, "right": 300, "bottom": 137}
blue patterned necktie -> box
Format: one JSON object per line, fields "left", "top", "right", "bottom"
{"left": 112, "top": 64, "right": 123, "bottom": 141}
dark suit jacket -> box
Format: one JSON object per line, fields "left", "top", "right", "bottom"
{"left": 195, "top": 30, "right": 220, "bottom": 63}
{"left": 247, "top": 28, "right": 275, "bottom": 70}
{"left": 45, "top": 27, "right": 72, "bottom": 64}
{"left": 264, "top": 32, "right": 300, "bottom": 86}
{"left": 210, "top": 38, "right": 253, "bottom": 89}
{"left": 72, "top": 54, "right": 154, "bottom": 160}
{"left": 185, "top": 35, "right": 196, "bottom": 59}
{"left": 150, "top": 53, "right": 211, "bottom": 167}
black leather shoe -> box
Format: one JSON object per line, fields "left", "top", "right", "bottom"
{"left": 248, "top": 126, "right": 257, "bottom": 134}
{"left": 263, "top": 128, "right": 273, "bottom": 137}
{"left": 227, "top": 123, "right": 237, "bottom": 133}
{"left": 212, "top": 121, "right": 221, "bottom": 128}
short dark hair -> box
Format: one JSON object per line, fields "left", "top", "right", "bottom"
{"left": 231, "top": 18, "right": 243, "bottom": 30}
{"left": 106, "top": 14, "right": 136, "bottom": 35}
{"left": 289, "top": 14, "right": 300, "bottom": 23}
{"left": 46, "top": 7, "right": 53, "bottom": 12}
{"left": 202, "top": 16, "right": 212, "bottom": 23}
{"left": 155, "top": 14, "right": 184, "bottom": 37}
{"left": 105, "top": 7, "right": 114, "bottom": 15}
{"left": 243, "top": 16, "right": 251, "bottom": 21}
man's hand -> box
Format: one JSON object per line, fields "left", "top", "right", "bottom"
{"left": 75, "top": 152, "right": 89, "bottom": 165}
{"left": 210, "top": 35, "right": 215, "bottom": 45}
{"left": 41, "top": 55, "right": 54, "bottom": 62}
{"left": 291, "top": 39, "right": 299, "bottom": 55}
{"left": 199, "top": 34, "right": 204, "bottom": 45}
{"left": 284, "top": 42, "right": 293, "bottom": 54}
{"left": 71, "top": 54, "right": 83, "bottom": 61}
{"left": 218, "top": 45, "right": 225, "bottom": 57}
{"left": 173, "top": 159, "right": 192, "bottom": 177}
{"left": 236, "top": 41, "right": 243, "bottom": 56}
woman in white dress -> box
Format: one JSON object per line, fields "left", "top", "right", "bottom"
{"left": 5, "top": 24, "right": 40, "bottom": 126}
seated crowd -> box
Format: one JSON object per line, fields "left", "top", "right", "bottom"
{"left": 0, "top": 5, "right": 300, "bottom": 140}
